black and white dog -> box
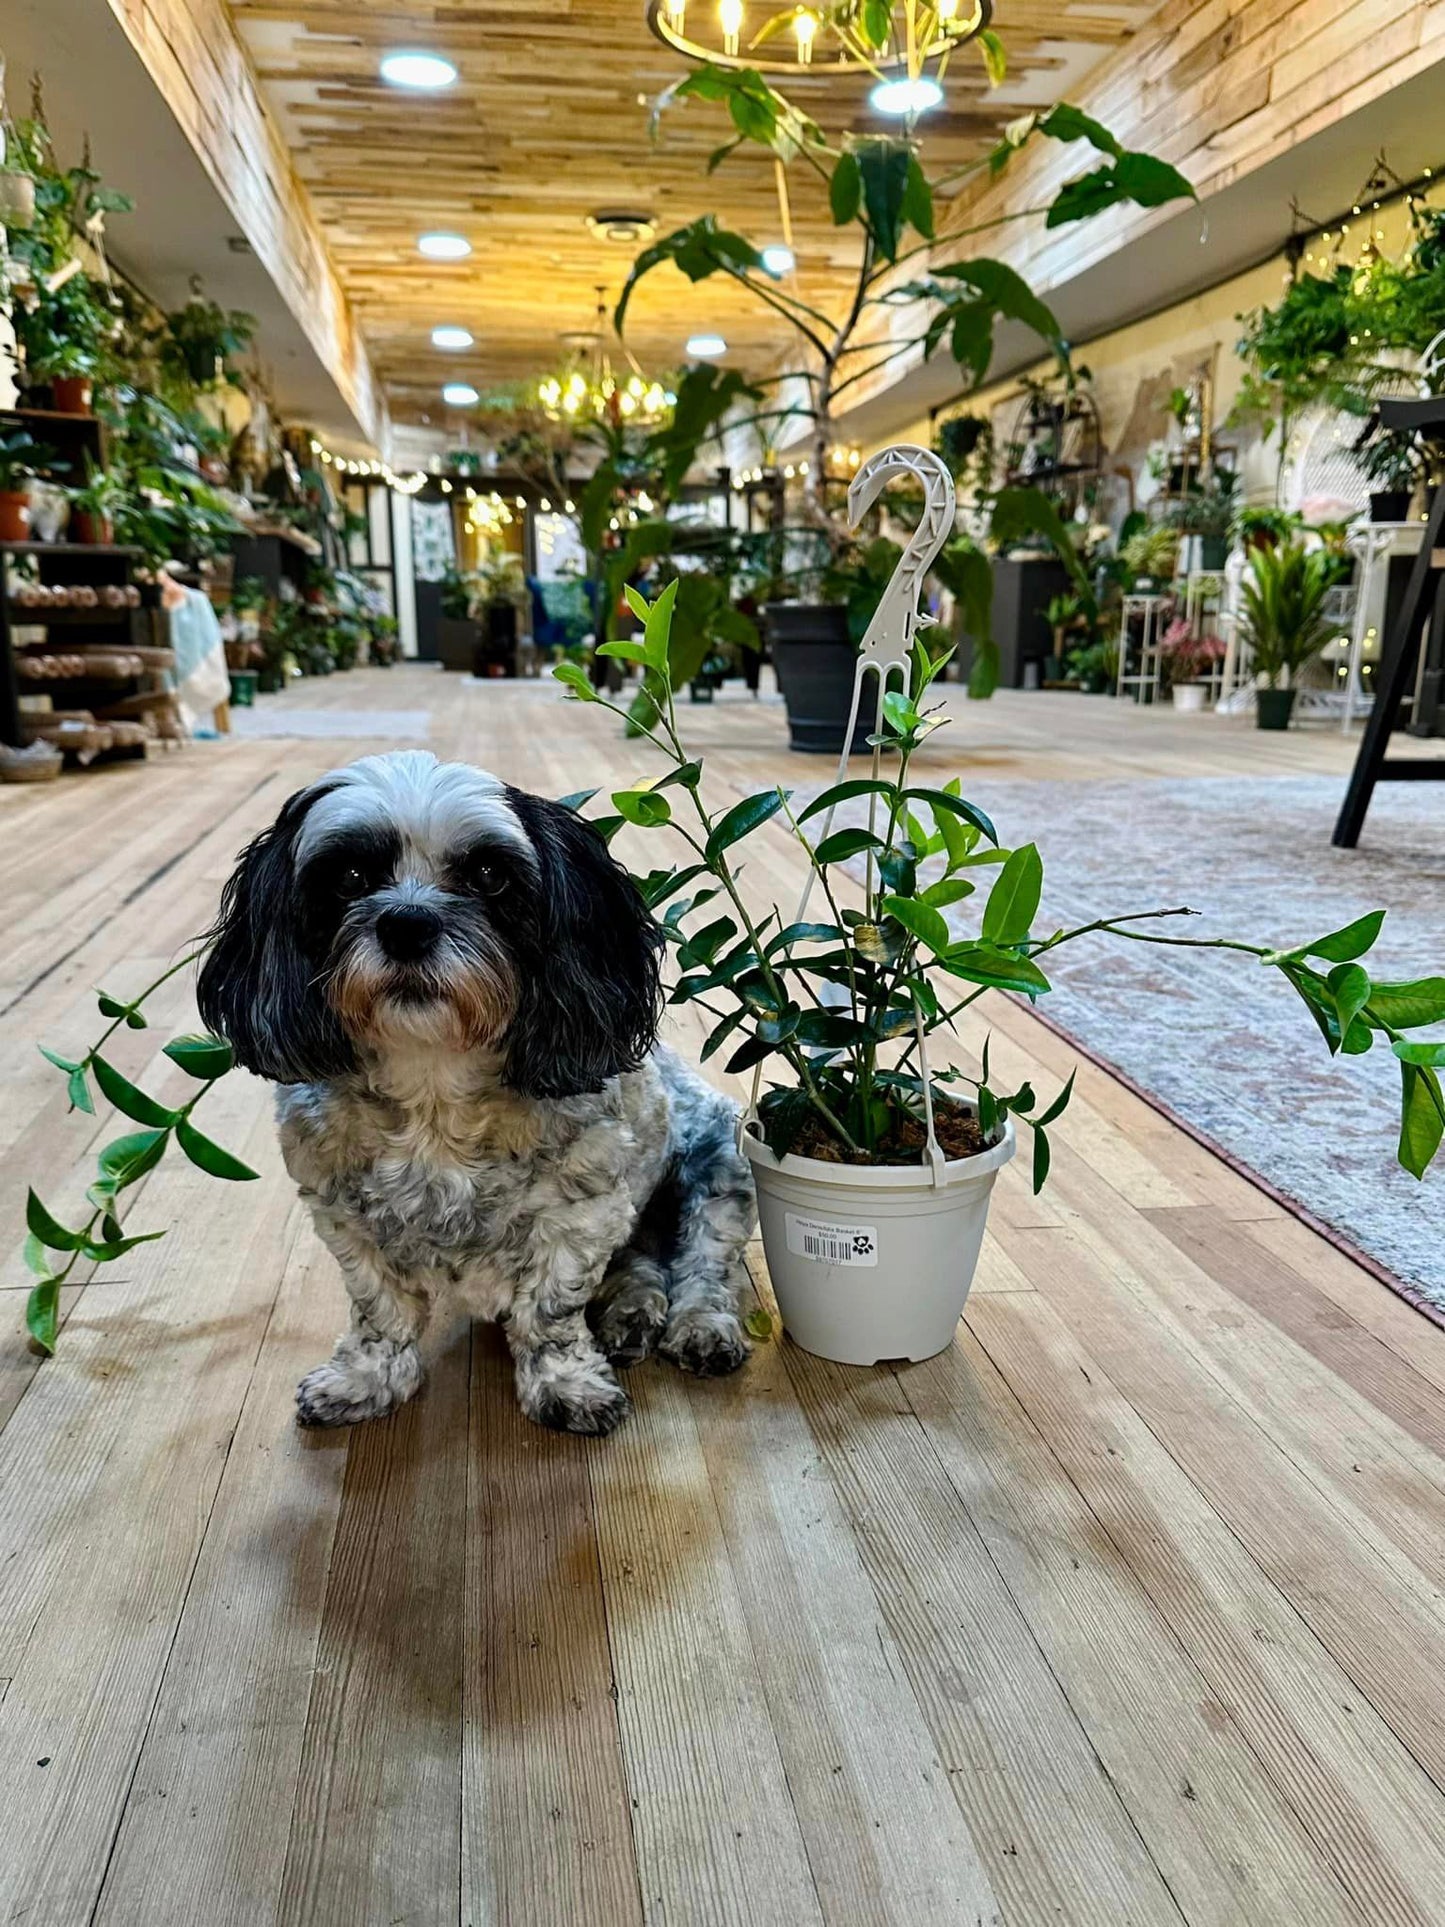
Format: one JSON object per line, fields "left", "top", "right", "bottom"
{"left": 198, "top": 750, "right": 755, "bottom": 1436}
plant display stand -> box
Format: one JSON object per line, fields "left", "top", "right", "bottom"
{"left": 1334, "top": 396, "right": 1445, "bottom": 847}
{"left": 1116, "top": 593, "right": 1170, "bottom": 703}
{"left": 1340, "top": 520, "right": 1425, "bottom": 731}
{"left": 1, "top": 540, "right": 169, "bottom": 761}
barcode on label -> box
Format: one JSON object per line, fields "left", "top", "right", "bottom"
{"left": 784, "top": 1213, "right": 878, "bottom": 1268}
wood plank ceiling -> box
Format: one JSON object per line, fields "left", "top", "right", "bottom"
{"left": 228, "top": 2, "right": 1164, "bottom": 429}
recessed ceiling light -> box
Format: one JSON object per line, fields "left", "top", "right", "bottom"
{"left": 870, "top": 76, "right": 943, "bottom": 116}
{"left": 586, "top": 208, "right": 657, "bottom": 245}
{"left": 442, "top": 382, "right": 479, "bottom": 406}
{"left": 761, "top": 245, "right": 795, "bottom": 276}
{"left": 431, "top": 325, "right": 474, "bottom": 350}
{"left": 686, "top": 334, "right": 727, "bottom": 358}
{"left": 418, "top": 231, "right": 471, "bottom": 260}
{"left": 380, "top": 51, "right": 457, "bottom": 90}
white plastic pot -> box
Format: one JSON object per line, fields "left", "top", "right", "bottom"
{"left": 1172, "top": 681, "right": 1209, "bottom": 713}
{"left": 742, "top": 1119, "right": 1016, "bottom": 1366}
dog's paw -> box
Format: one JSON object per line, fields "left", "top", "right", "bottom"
{"left": 661, "top": 1308, "right": 750, "bottom": 1379}
{"left": 295, "top": 1338, "right": 422, "bottom": 1429}
{"left": 517, "top": 1347, "right": 630, "bottom": 1436}
{"left": 594, "top": 1285, "right": 669, "bottom": 1367}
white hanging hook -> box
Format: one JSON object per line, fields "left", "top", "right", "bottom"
{"left": 741, "top": 445, "right": 957, "bottom": 1184}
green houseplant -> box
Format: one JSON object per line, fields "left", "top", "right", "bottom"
{"left": 615, "top": 48, "right": 1195, "bottom": 747}
{"left": 542, "top": 580, "right": 1445, "bottom": 1362}
{"left": 66, "top": 459, "right": 126, "bottom": 546}
{"left": 1241, "top": 540, "right": 1341, "bottom": 729}
{"left": 16, "top": 573, "right": 1445, "bottom": 1361}
{"left": 0, "top": 428, "right": 42, "bottom": 541}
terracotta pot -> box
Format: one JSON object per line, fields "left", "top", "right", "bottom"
{"left": 50, "top": 375, "right": 94, "bottom": 414}
{"left": 0, "top": 491, "right": 32, "bottom": 542}
{"left": 70, "top": 510, "right": 113, "bottom": 546}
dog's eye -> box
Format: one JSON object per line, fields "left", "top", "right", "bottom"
{"left": 338, "top": 865, "right": 370, "bottom": 898}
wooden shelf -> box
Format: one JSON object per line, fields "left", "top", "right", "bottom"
{"left": 7, "top": 604, "right": 140, "bottom": 624}
{"left": 0, "top": 540, "right": 141, "bottom": 556}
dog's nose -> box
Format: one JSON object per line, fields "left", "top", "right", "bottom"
{"left": 375, "top": 903, "right": 443, "bottom": 963}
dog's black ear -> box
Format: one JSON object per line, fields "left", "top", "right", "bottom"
{"left": 502, "top": 791, "right": 663, "bottom": 1099}
{"left": 196, "top": 781, "right": 354, "bottom": 1084}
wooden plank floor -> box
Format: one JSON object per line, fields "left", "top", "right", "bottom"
{"left": 3, "top": 668, "right": 1445, "bottom": 1927}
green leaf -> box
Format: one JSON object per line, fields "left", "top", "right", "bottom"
{"left": 705, "top": 787, "right": 788, "bottom": 860}
{"left": 595, "top": 639, "right": 649, "bottom": 664}
{"left": 91, "top": 1054, "right": 182, "bottom": 1129}
{"left": 902, "top": 155, "right": 934, "bottom": 242}
{"left": 943, "top": 944, "right": 1053, "bottom": 997}
{"left": 26, "top": 1277, "right": 61, "bottom": 1355}
{"left": 642, "top": 576, "right": 679, "bottom": 673}
{"left": 903, "top": 786, "right": 998, "bottom": 845}
{"left": 797, "top": 777, "right": 899, "bottom": 823}
{"left": 813, "top": 827, "right": 885, "bottom": 864}
{"left": 861, "top": 0, "right": 891, "bottom": 46}
{"left": 1266, "top": 911, "right": 1386, "bottom": 967}
{"left": 556, "top": 788, "right": 599, "bottom": 812}
{"left": 743, "top": 1306, "right": 773, "bottom": 1341}
{"left": 977, "top": 27, "right": 1007, "bottom": 84}
{"left": 22, "top": 1232, "right": 53, "bottom": 1278}
{"left": 1035, "top": 1069, "right": 1077, "bottom": 1128}
{"left": 1032, "top": 1125, "right": 1051, "bottom": 1194}
{"left": 1398, "top": 1062, "right": 1445, "bottom": 1180}
{"left": 877, "top": 843, "right": 917, "bottom": 895}
{"left": 1367, "top": 978, "right": 1445, "bottom": 1030}
{"left": 97, "top": 992, "right": 128, "bottom": 1018}
{"left": 1393, "top": 1040, "right": 1445, "bottom": 1067}
{"left": 589, "top": 815, "right": 626, "bottom": 846}
{"left": 38, "top": 1044, "right": 80, "bottom": 1075}
{"left": 795, "top": 1010, "right": 873, "bottom": 1049}
{"left": 611, "top": 787, "right": 673, "bottom": 829}
{"left": 676, "top": 915, "right": 739, "bottom": 969}
{"left": 767, "top": 921, "right": 843, "bottom": 954}
{"left": 855, "top": 137, "right": 913, "bottom": 262}
{"left": 1047, "top": 150, "right": 1195, "bottom": 228}
{"left": 1328, "top": 964, "right": 1372, "bottom": 1042}
{"left": 981, "top": 844, "right": 1043, "bottom": 945}
{"left": 654, "top": 759, "right": 704, "bottom": 793}
{"left": 725, "top": 1033, "right": 779, "bottom": 1074}
{"left": 920, "top": 877, "right": 976, "bottom": 909}
{"left": 68, "top": 1064, "right": 95, "bottom": 1114}
{"left": 882, "top": 895, "right": 950, "bottom": 956}
{"left": 26, "top": 1189, "right": 86, "bottom": 1252}
{"left": 829, "top": 149, "right": 861, "bottom": 226}
{"left": 82, "top": 1228, "right": 167, "bottom": 1262}
{"left": 163, "top": 1033, "right": 235, "bottom": 1080}
{"left": 99, "top": 1127, "right": 171, "bottom": 1190}
{"left": 175, "top": 1117, "right": 260, "bottom": 1182}
{"left": 700, "top": 1008, "right": 748, "bottom": 1062}
{"left": 552, "top": 661, "right": 599, "bottom": 701}
{"left": 1040, "top": 102, "right": 1123, "bottom": 157}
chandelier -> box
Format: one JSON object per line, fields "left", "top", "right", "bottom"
{"left": 646, "top": 0, "right": 992, "bottom": 76}
{"left": 536, "top": 288, "right": 674, "bottom": 426}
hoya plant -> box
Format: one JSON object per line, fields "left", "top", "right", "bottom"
{"left": 555, "top": 582, "right": 1445, "bottom": 1182}
{"left": 19, "top": 586, "right": 1445, "bottom": 1352}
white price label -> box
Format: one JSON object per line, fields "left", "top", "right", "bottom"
{"left": 784, "top": 1213, "right": 878, "bottom": 1267}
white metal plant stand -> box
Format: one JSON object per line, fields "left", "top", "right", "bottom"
{"left": 744, "top": 443, "right": 957, "bottom": 1181}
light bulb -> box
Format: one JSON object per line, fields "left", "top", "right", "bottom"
{"left": 794, "top": 11, "right": 816, "bottom": 61}
{"left": 418, "top": 231, "right": 471, "bottom": 260}
{"left": 380, "top": 51, "right": 457, "bottom": 89}
{"left": 870, "top": 77, "right": 943, "bottom": 115}
{"left": 686, "top": 334, "right": 727, "bottom": 358}
{"left": 761, "top": 244, "right": 795, "bottom": 276}
{"left": 442, "top": 382, "right": 479, "bottom": 406}
{"left": 431, "top": 325, "right": 473, "bottom": 350}
{"left": 719, "top": 0, "right": 743, "bottom": 56}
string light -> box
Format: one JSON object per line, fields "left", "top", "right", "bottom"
{"left": 306, "top": 434, "right": 427, "bottom": 494}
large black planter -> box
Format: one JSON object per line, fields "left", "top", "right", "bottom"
{"left": 1370, "top": 490, "right": 1412, "bottom": 524}
{"left": 765, "top": 603, "right": 872, "bottom": 755}
{"left": 1256, "top": 687, "right": 1297, "bottom": 731}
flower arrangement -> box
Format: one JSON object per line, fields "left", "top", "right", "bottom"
{"left": 1159, "top": 619, "right": 1226, "bottom": 684}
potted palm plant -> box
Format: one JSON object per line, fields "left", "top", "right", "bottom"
{"left": 615, "top": 44, "right": 1194, "bottom": 752}
{"left": 1242, "top": 540, "right": 1340, "bottom": 729}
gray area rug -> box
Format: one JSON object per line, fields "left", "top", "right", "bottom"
{"left": 837, "top": 774, "right": 1444, "bottom": 1307}
{"left": 229, "top": 708, "right": 432, "bottom": 741}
